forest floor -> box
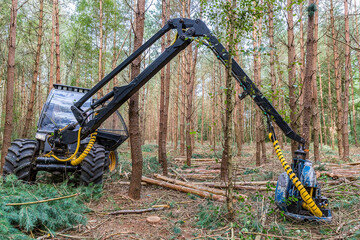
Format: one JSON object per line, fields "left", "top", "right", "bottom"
{"left": 57, "top": 142, "right": 360, "bottom": 240}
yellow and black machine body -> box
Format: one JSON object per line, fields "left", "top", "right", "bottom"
{"left": 4, "top": 18, "right": 331, "bottom": 221}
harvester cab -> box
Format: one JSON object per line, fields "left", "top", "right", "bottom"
{"left": 4, "top": 84, "right": 128, "bottom": 185}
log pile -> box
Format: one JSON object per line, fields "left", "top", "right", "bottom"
{"left": 316, "top": 163, "right": 360, "bottom": 180}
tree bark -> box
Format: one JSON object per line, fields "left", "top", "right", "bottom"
{"left": 342, "top": 0, "right": 350, "bottom": 160}
{"left": 299, "top": 4, "right": 305, "bottom": 131}
{"left": 158, "top": 0, "right": 171, "bottom": 175}
{"left": 49, "top": 0, "right": 56, "bottom": 93}
{"left": 22, "top": 0, "right": 44, "bottom": 138}
{"left": 55, "top": 0, "right": 60, "bottom": 84}
{"left": 221, "top": 0, "right": 237, "bottom": 221}
{"left": 128, "top": 0, "right": 145, "bottom": 200}
{"left": 351, "top": 74, "right": 358, "bottom": 146}
{"left": 1, "top": 0, "right": 18, "bottom": 173}
{"left": 98, "top": 0, "right": 103, "bottom": 97}
{"left": 312, "top": 0, "right": 319, "bottom": 162}
{"left": 268, "top": 2, "right": 279, "bottom": 152}
{"left": 330, "top": 0, "right": 343, "bottom": 158}
{"left": 318, "top": 56, "right": 327, "bottom": 146}
{"left": 173, "top": 56, "right": 180, "bottom": 151}
{"left": 303, "top": 0, "right": 316, "bottom": 151}
{"left": 287, "top": 0, "right": 298, "bottom": 155}
{"left": 326, "top": 42, "right": 335, "bottom": 149}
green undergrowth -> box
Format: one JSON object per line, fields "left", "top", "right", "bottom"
{"left": 117, "top": 155, "right": 161, "bottom": 177}
{"left": 0, "top": 175, "right": 102, "bottom": 239}
{"left": 141, "top": 144, "right": 158, "bottom": 152}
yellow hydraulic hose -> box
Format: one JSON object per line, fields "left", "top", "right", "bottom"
{"left": 70, "top": 131, "right": 97, "bottom": 166}
{"left": 44, "top": 127, "right": 83, "bottom": 162}
{"left": 269, "top": 133, "right": 323, "bottom": 218}
{"left": 44, "top": 127, "right": 97, "bottom": 165}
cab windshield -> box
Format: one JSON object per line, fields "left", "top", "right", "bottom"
{"left": 38, "top": 89, "right": 91, "bottom": 132}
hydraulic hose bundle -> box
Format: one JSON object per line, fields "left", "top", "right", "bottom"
{"left": 44, "top": 127, "right": 97, "bottom": 166}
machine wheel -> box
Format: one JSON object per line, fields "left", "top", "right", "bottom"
{"left": 80, "top": 144, "right": 105, "bottom": 185}
{"left": 3, "top": 139, "right": 38, "bottom": 181}
{"left": 104, "top": 151, "right": 118, "bottom": 173}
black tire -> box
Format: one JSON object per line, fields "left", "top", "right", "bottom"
{"left": 3, "top": 139, "right": 38, "bottom": 181}
{"left": 80, "top": 144, "right": 106, "bottom": 185}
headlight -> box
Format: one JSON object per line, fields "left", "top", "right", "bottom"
{"left": 35, "top": 132, "right": 47, "bottom": 141}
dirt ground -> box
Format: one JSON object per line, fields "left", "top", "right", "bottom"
{"left": 60, "top": 142, "right": 360, "bottom": 240}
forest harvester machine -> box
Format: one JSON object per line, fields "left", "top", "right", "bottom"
{"left": 4, "top": 19, "right": 331, "bottom": 222}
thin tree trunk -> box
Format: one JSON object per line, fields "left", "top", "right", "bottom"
{"left": 318, "top": 56, "right": 327, "bottom": 146}
{"left": 287, "top": 0, "right": 298, "bottom": 155}
{"left": 342, "top": 0, "right": 350, "bottom": 160}
{"left": 221, "top": 0, "right": 236, "bottom": 220}
{"left": 98, "top": 0, "right": 103, "bottom": 97}
{"left": 303, "top": 0, "right": 316, "bottom": 151}
{"left": 128, "top": 0, "right": 145, "bottom": 200}
{"left": 327, "top": 43, "right": 335, "bottom": 149}
{"left": 268, "top": 2, "right": 279, "bottom": 151}
{"left": 299, "top": 4, "right": 305, "bottom": 131}
{"left": 201, "top": 75, "right": 205, "bottom": 145}
{"left": 275, "top": 53, "right": 284, "bottom": 148}
{"left": 330, "top": 0, "right": 343, "bottom": 158}
{"left": 1, "top": 0, "right": 18, "bottom": 173}
{"left": 312, "top": 0, "right": 319, "bottom": 162}
{"left": 173, "top": 56, "right": 180, "bottom": 151}
{"left": 23, "top": 0, "right": 44, "bottom": 138}
{"left": 55, "top": 0, "right": 60, "bottom": 84}
{"left": 351, "top": 73, "right": 358, "bottom": 146}
{"left": 49, "top": 0, "right": 56, "bottom": 92}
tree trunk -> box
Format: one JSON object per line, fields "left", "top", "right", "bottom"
{"left": 342, "top": 0, "right": 350, "bottom": 160}
{"left": 173, "top": 56, "right": 180, "bottom": 151}
{"left": 98, "top": 0, "right": 103, "bottom": 97}
{"left": 220, "top": 0, "right": 236, "bottom": 221}
{"left": 158, "top": 0, "right": 171, "bottom": 175}
{"left": 287, "top": 0, "right": 298, "bottom": 155}
{"left": 312, "top": 0, "right": 319, "bottom": 162}
{"left": 1, "top": 0, "right": 18, "bottom": 173}
{"left": 275, "top": 53, "right": 284, "bottom": 148}
{"left": 318, "top": 56, "right": 327, "bottom": 146}
{"left": 128, "top": 0, "right": 145, "bottom": 200}
{"left": 55, "top": 0, "right": 60, "bottom": 84}
{"left": 303, "top": 0, "right": 316, "bottom": 151}
{"left": 330, "top": 0, "right": 343, "bottom": 158}
{"left": 299, "top": 4, "right": 305, "bottom": 131}
{"left": 49, "top": 0, "right": 56, "bottom": 93}
{"left": 201, "top": 76, "right": 205, "bottom": 145}
{"left": 326, "top": 43, "right": 335, "bottom": 149}
{"left": 351, "top": 74, "right": 358, "bottom": 146}
{"left": 268, "top": 2, "right": 279, "bottom": 151}
{"left": 23, "top": 0, "right": 44, "bottom": 138}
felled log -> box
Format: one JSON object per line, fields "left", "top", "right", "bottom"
{"left": 142, "top": 176, "right": 226, "bottom": 202}
{"left": 179, "top": 168, "right": 220, "bottom": 174}
{"left": 169, "top": 167, "right": 188, "bottom": 182}
{"left": 174, "top": 157, "right": 216, "bottom": 162}
{"left": 190, "top": 181, "right": 276, "bottom": 186}
{"left": 154, "top": 174, "right": 225, "bottom": 196}
{"left": 190, "top": 182, "right": 268, "bottom": 191}
{"left": 318, "top": 171, "right": 360, "bottom": 180}
{"left": 153, "top": 174, "right": 247, "bottom": 199}
{"left": 168, "top": 173, "right": 217, "bottom": 180}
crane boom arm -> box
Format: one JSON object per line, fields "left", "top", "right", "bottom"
{"left": 60, "top": 18, "right": 304, "bottom": 145}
